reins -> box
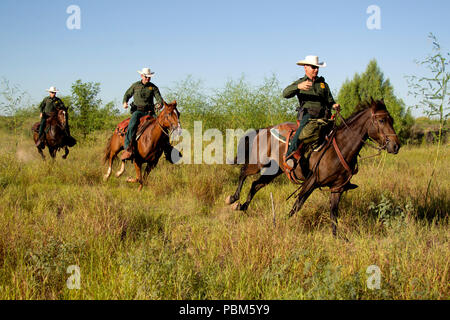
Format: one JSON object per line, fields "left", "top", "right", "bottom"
{"left": 157, "top": 119, "right": 171, "bottom": 137}
{"left": 286, "top": 108, "right": 396, "bottom": 200}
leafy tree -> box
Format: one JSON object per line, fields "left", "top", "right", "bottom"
{"left": 69, "top": 80, "right": 119, "bottom": 137}
{"left": 337, "top": 60, "right": 414, "bottom": 142}
{"left": 70, "top": 80, "right": 102, "bottom": 137}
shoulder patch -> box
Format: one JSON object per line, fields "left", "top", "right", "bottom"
{"left": 320, "top": 83, "right": 325, "bottom": 89}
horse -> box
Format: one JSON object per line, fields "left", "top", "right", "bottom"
{"left": 102, "top": 100, "right": 181, "bottom": 191}
{"left": 32, "top": 108, "right": 74, "bottom": 160}
{"left": 225, "top": 99, "right": 401, "bottom": 237}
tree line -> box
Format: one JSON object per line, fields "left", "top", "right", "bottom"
{"left": 1, "top": 35, "right": 448, "bottom": 144}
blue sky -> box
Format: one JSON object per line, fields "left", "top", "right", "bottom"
{"left": 0, "top": 0, "right": 449, "bottom": 116}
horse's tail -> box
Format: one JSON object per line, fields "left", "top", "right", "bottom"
{"left": 228, "top": 129, "right": 261, "bottom": 165}
{"left": 102, "top": 133, "right": 114, "bottom": 165}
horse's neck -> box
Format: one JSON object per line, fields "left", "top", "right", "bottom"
{"left": 141, "top": 118, "right": 165, "bottom": 146}
{"left": 335, "top": 111, "right": 371, "bottom": 163}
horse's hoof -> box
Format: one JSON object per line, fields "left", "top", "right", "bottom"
{"left": 103, "top": 175, "right": 109, "bottom": 182}
{"left": 225, "top": 195, "right": 235, "bottom": 205}
{"left": 126, "top": 177, "right": 136, "bottom": 183}
{"left": 231, "top": 202, "right": 241, "bottom": 211}
{"left": 138, "top": 185, "right": 143, "bottom": 192}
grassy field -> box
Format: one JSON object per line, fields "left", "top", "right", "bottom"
{"left": 0, "top": 118, "right": 448, "bottom": 300}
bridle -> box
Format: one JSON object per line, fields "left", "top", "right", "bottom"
{"left": 286, "top": 107, "right": 398, "bottom": 200}
{"left": 336, "top": 109, "right": 397, "bottom": 155}
{"left": 369, "top": 111, "right": 398, "bottom": 150}
{"left": 157, "top": 107, "right": 179, "bottom": 137}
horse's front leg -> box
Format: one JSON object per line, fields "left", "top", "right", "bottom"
{"left": 142, "top": 160, "right": 158, "bottom": 180}
{"left": 48, "top": 146, "right": 57, "bottom": 159}
{"left": 127, "top": 160, "right": 144, "bottom": 191}
{"left": 288, "top": 175, "right": 316, "bottom": 217}
{"left": 62, "top": 146, "right": 69, "bottom": 159}
{"left": 330, "top": 192, "right": 342, "bottom": 238}
{"left": 37, "top": 146, "right": 45, "bottom": 160}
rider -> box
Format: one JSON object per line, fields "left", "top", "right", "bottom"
{"left": 121, "top": 67, "right": 181, "bottom": 162}
{"left": 283, "top": 55, "right": 341, "bottom": 169}
{"left": 35, "top": 86, "right": 70, "bottom": 147}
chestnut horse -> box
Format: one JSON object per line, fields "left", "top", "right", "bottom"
{"left": 103, "top": 100, "right": 181, "bottom": 190}
{"left": 226, "top": 100, "right": 401, "bottom": 236}
{"left": 32, "top": 109, "right": 74, "bottom": 160}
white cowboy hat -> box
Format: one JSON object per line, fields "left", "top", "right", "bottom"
{"left": 137, "top": 67, "right": 155, "bottom": 78}
{"left": 46, "top": 86, "right": 59, "bottom": 93}
{"left": 296, "top": 55, "right": 327, "bottom": 68}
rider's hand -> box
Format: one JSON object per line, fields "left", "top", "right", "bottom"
{"left": 298, "top": 80, "right": 312, "bottom": 91}
{"left": 123, "top": 102, "right": 128, "bottom": 109}
{"left": 39, "top": 113, "right": 42, "bottom": 118}
{"left": 332, "top": 103, "right": 341, "bottom": 112}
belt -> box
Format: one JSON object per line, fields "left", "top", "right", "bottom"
{"left": 136, "top": 105, "right": 154, "bottom": 111}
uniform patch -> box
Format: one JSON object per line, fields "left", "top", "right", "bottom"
{"left": 148, "top": 86, "right": 153, "bottom": 90}
{"left": 320, "top": 83, "right": 325, "bottom": 89}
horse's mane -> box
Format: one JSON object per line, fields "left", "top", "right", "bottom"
{"left": 337, "top": 100, "right": 386, "bottom": 129}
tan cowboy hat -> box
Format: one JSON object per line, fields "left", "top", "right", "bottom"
{"left": 296, "top": 55, "right": 327, "bottom": 68}
{"left": 46, "top": 86, "right": 59, "bottom": 93}
{"left": 137, "top": 67, "right": 155, "bottom": 78}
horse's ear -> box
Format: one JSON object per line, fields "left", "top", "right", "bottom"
{"left": 171, "top": 100, "right": 177, "bottom": 107}
{"left": 370, "top": 97, "right": 377, "bottom": 111}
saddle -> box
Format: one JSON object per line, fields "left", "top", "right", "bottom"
{"left": 270, "top": 121, "right": 333, "bottom": 183}
{"left": 115, "top": 115, "right": 156, "bottom": 139}
{"left": 31, "top": 115, "right": 59, "bottom": 133}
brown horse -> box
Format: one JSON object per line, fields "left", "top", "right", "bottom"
{"left": 226, "top": 99, "right": 401, "bottom": 236}
{"left": 32, "top": 109, "right": 73, "bottom": 160}
{"left": 103, "top": 100, "right": 181, "bottom": 191}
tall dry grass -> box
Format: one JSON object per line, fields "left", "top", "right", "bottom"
{"left": 0, "top": 116, "right": 448, "bottom": 300}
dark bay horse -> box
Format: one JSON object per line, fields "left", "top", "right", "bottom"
{"left": 103, "top": 100, "right": 181, "bottom": 191}
{"left": 32, "top": 109, "right": 74, "bottom": 160}
{"left": 226, "top": 100, "right": 401, "bottom": 236}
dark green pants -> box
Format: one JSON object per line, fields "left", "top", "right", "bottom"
{"left": 124, "top": 110, "right": 148, "bottom": 150}
{"left": 287, "top": 113, "right": 311, "bottom": 156}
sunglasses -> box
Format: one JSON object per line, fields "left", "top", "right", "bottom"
{"left": 308, "top": 65, "right": 319, "bottom": 70}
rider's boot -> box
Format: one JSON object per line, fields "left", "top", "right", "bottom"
{"left": 35, "top": 134, "right": 45, "bottom": 148}
{"left": 121, "top": 146, "right": 133, "bottom": 161}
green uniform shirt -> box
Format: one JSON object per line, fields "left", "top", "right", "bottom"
{"left": 39, "top": 96, "right": 65, "bottom": 114}
{"left": 123, "top": 81, "right": 163, "bottom": 112}
{"left": 283, "top": 75, "right": 335, "bottom": 119}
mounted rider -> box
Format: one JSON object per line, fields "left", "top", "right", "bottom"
{"left": 35, "top": 86, "right": 72, "bottom": 147}
{"left": 121, "top": 67, "right": 181, "bottom": 163}
{"left": 283, "top": 55, "right": 341, "bottom": 169}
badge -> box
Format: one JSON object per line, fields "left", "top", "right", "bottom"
{"left": 148, "top": 86, "right": 153, "bottom": 90}
{"left": 320, "top": 83, "right": 325, "bottom": 89}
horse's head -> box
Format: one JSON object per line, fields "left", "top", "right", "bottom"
{"left": 57, "top": 108, "right": 67, "bottom": 129}
{"left": 367, "top": 99, "right": 401, "bottom": 154}
{"left": 158, "top": 100, "right": 182, "bottom": 136}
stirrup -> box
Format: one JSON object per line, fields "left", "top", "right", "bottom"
{"left": 313, "top": 141, "right": 327, "bottom": 152}
{"left": 283, "top": 153, "right": 296, "bottom": 171}
{"left": 121, "top": 148, "right": 134, "bottom": 161}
